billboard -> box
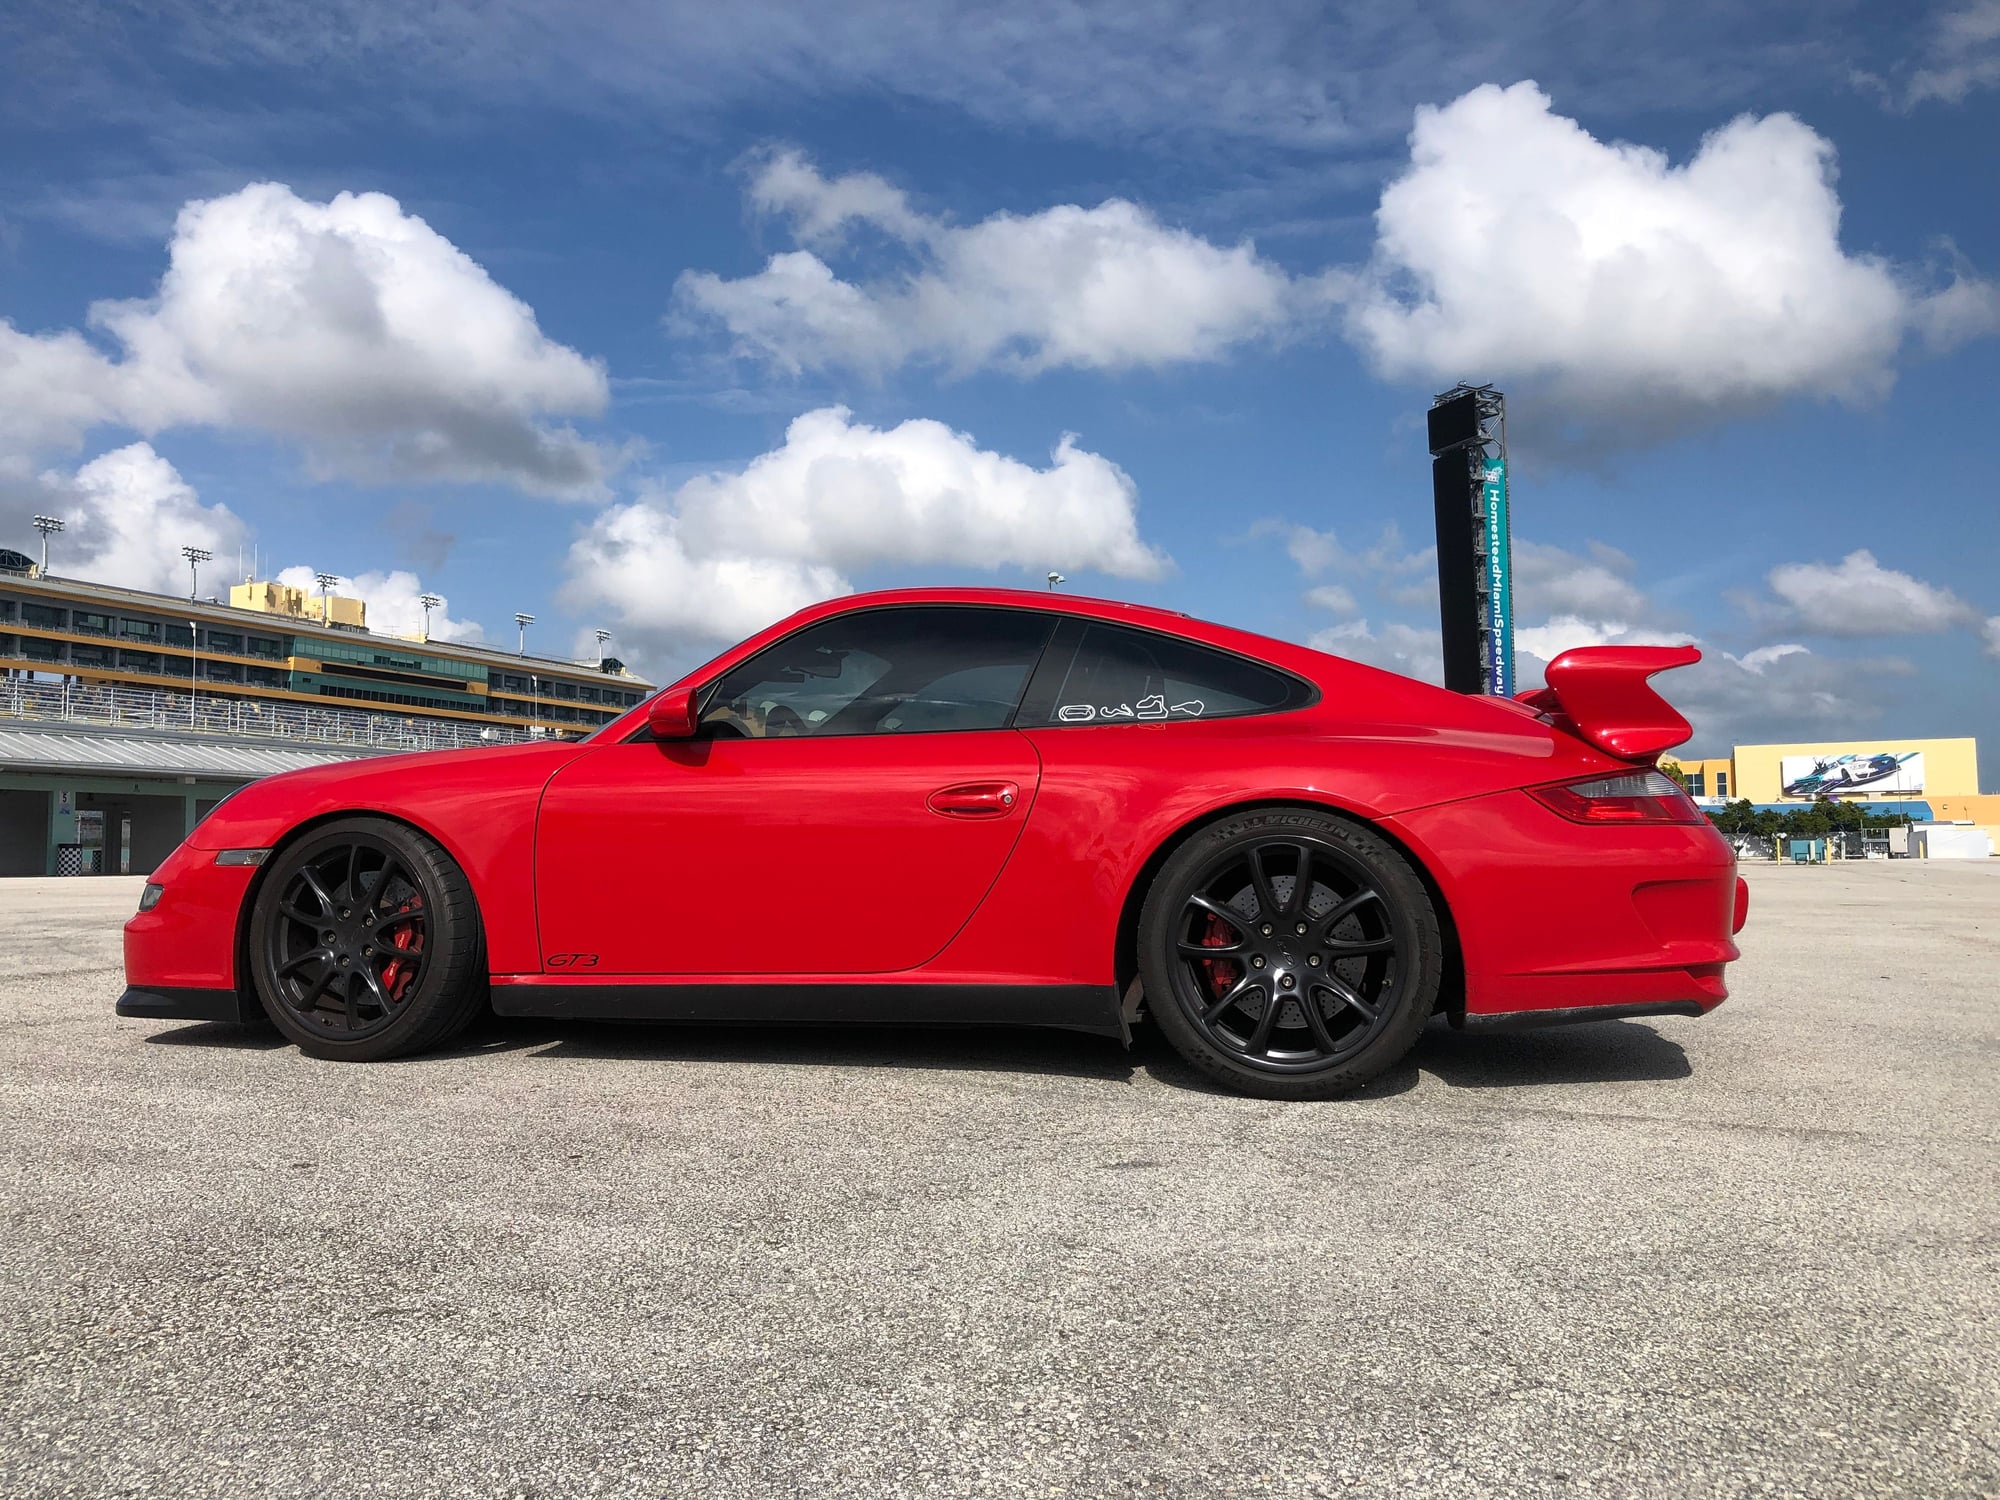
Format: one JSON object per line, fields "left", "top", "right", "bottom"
{"left": 1780, "top": 752, "right": 1925, "bottom": 799}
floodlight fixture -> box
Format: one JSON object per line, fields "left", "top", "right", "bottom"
{"left": 515, "top": 612, "right": 536, "bottom": 655}
{"left": 181, "top": 545, "right": 213, "bottom": 600}
{"left": 1046, "top": 572, "right": 1065, "bottom": 590}
{"left": 594, "top": 628, "right": 611, "bottom": 665}
{"left": 418, "top": 592, "right": 443, "bottom": 641}
{"left": 32, "top": 515, "right": 64, "bottom": 574}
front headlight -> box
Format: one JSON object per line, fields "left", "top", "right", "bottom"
{"left": 138, "top": 884, "right": 164, "bottom": 912}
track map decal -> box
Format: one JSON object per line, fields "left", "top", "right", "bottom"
{"left": 1055, "top": 699, "right": 1207, "bottom": 722}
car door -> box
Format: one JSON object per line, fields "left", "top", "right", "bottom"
{"left": 533, "top": 605, "right": 1056, "bottom": 976}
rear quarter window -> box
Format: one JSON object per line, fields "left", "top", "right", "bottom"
{"left": 1024, "top": 621, "right": 1312, "bottom": 727}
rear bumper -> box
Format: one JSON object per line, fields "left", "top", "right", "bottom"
{"left": 116, "top": 985, "right": 257, "bottom": 1024}
{"left": 1386, "top": 791, "right": 1743, "bottom": 1022}
{"left": 1451, "top": 1001, "right": 1705, "bottom": 1032}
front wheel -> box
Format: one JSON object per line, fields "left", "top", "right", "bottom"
{"left": 1137, "top": 809, "right": 1443, "bottom": 1100}
{"left": 248, "top": 816, "right": 487, "bottom": 1061}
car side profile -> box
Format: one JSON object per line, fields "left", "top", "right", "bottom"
{"left": 120, "top": 588, "right": 1746, "bottom": 1099}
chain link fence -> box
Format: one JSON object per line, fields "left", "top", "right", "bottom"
{"left": 0, "top": 677, "right": 538, "bottom": 754}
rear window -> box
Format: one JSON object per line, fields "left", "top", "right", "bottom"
{"left": 1027, "top": 622, "right": 1311, "bottom": 726}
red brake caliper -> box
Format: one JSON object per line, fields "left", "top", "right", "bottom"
{"left": 378, "top": 896, "right": 424, "bottom": 1002}
{"left": 1198, "top": 913, "right": 1238, "bottom": 998}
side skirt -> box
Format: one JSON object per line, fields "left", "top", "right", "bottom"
{"left": 492, "top": 982, "right": 1127, "bottom": 1039}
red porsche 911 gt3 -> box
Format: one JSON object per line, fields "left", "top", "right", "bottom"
{"left": 121, "top": 588, "right": 1746, "bottom": 1099}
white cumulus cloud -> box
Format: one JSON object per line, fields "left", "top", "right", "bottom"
{"left": 678, "top": 151, "right": 1298, "bottom": 377}
{"left": 1512, "top": 540, "right": 1648, "bottom": 622}
{"left": 568, "top": 407, "right": 1168, "bottom": 656}
{"left": 1304, "top": 584, "right": 1358, "bottom": 616}
{"left": 1764, "top": 549, "right": 1976, "bottom": 636}
{"left": 1308, "top": 619, "right": 1445, "bottom": 684}
{"left": 2, "top": 183, "right": 610, "bottom": 496}
{"left": 1340, "top": 82, "right": 1991, "bottom": 422}
{"left": 566, "top": 506, "right": 850, "bottom": 657}
{"left": 33, "top": 443, "right": 246, "bottom": 596}
{"left": 1513, "top": 615, "right": 1695, "bottom": 663}
{"left": 1897, "top": 0, "right": 2000, "bottom": 107}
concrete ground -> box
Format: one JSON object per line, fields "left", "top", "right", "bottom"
{"left": 0, "top": 862, "right": 1995, "bottom": 1499}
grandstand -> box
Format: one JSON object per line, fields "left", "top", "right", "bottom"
{"left": 0, "top": 556, "right": 653, "bottom": 875}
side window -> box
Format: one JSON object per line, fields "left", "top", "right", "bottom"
{"left": 1032, "top": 622, "right": 1309, "bottom": 726}
{"left": 697, "top": 607, "right": 1056, "bottom": 740}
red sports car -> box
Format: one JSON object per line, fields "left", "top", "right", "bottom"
{"left": 120, "top": 588, "right": 1746, "bottom": 1099}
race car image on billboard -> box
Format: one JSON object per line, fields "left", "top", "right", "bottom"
{"left": 1781, "top": 751, "right": 1924, "bottom": 798}
{"left": 119, "top": 588, "right": 1747, "bottom": 1101}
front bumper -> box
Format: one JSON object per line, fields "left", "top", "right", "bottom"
{"left": 116, "top": 986, "right": 258, "bottom": 1024}
{"left": 122, "top": 839, "right": 258, "bottom": 1000}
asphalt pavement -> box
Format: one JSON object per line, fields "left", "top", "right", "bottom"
{"left": 1, "top": 861, "right": 1995, "bottom": 1498}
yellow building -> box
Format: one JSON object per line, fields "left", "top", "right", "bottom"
{"left": 1662, "top": 738, "right": 1995, "bottom": 851}
{"left": 1661, "top": 756, "right": 1735, "bottom": 799}
{"left": 229, "top": 579, "right": 367, "bottom": 629}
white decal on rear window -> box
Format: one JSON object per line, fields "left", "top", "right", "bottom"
{"left": 1056, "top": 704, "right": 1097, "bottom": 722}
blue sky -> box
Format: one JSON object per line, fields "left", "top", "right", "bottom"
{"left": 3, "top": 1, "right": 1998, "bottom": 767}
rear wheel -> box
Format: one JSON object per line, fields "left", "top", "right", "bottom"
{"left": 248, "top": 817, "right": 486, "bottom": 1061}
{"left": 1138, "top": 808, "right": 1442, "bottom": 1100}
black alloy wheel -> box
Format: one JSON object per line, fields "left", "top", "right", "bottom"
{"left": 1138, "top": 809, "right": 1443, "bottom": 1100}
{"left": 249, "top": 817, "right": 487, "bottom": 1061}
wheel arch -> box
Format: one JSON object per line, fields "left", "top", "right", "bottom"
{"left": 231, "top": 807, "right": 490, "bottom": 1011}
{"left": 1111, "top": 797, "right": 1466, "bottom": 1023}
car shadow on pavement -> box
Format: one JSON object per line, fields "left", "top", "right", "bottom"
{"left": 446, "top": 1015, "right": 1144, "bottom": 1083}
{"left": 141, "top": 1021, "right": 288, "bottom": 1051}
{"left": 135, "top": 1013, "right": 1692, "bottom": 1092}
{"left": 1409, "top": 1019, "right": 1693, "bottom": 1090}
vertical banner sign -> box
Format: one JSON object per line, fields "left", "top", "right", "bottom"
{"left": 1481, "top": 457, "right": 1514, "bottom": 697}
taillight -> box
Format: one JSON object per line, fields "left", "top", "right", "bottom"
{"left": 1527, "top": 770, "right": 1705, "bottom": 826}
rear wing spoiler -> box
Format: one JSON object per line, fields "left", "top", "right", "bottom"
{"left": 1514, "top": 644, "right": 1700, "bottom": 762}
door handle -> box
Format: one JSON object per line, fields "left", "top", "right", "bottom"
{"left": 927, "top": 780, "right": 1021, "bottom": 818}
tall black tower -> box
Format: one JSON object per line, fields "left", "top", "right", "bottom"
{"left": 1425, "top": 385, "right": 1513, "bottom": 696}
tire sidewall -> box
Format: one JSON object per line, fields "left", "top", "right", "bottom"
{"left": 1138, "top": 808, "right": 1442, "bottom": 1099}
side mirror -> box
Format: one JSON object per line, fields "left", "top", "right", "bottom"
{"left": 646, "top": 685, "right": 699, "bottom": 741}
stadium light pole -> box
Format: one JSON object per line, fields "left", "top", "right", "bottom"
{"left": 32, "top": 516, "right": 64, "bottom": 576}
{"left": 531, "top": 672, "right": 540, "bottom": 734}
{"left": 180, "top": 545, "right": 213, "bottom": 601}
{"left": 514, "top": 612, "right": 535, "bottom": 656}
{"left": 419, "top": 592, "right": 442, "bottom": 642}
{"left": 313, "top": 571, "right": 339, "bottom": 627}
{"left": 189, "top": 618, "right": 199, "bottom": 729}
{"left": 594, "top": 628, "right": 611, "bottom": 666}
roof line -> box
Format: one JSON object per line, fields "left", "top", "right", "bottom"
{"left": 2, "top": 570, "right": 652, "bottom": 684}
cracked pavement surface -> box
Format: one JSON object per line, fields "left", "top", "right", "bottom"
{"left": 1, "top": 860, "right": 1996, "bottom": 1498}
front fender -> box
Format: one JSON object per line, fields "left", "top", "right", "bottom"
{"left": 178, "top": 742, "right": 586, "bottom": 976}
